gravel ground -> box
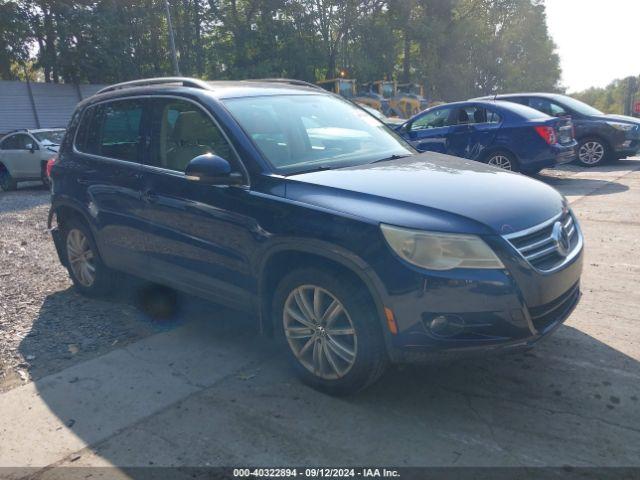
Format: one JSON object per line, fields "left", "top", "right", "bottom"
{"left": 0, "top": 184, "right": 160, "bottom": 392}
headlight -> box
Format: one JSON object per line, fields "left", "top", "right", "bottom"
{"left": 380, "top": 224, "right": 504, "bottom": 271}
{"left": 606, "top": 121, "right": 635, "bottom": 132}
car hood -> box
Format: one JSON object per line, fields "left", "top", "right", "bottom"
{"left": 597, "top": 114, "right": 640, "bottom": 125}
{"left": 285, "top": 152, "right": 565, "bottom": 235}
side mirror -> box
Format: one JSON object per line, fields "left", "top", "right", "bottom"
{"left": 185, "top": 154, "right": 244, "bottom": 186}
{"left": 26, "top": 143, "right": 36, "bottom": 153}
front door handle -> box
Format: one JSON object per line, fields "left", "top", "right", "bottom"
{"left": 141, "top": 189, "right": 158, "bottom": 203}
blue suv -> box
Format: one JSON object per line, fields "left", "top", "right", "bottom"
{"left": 49, "top": 78, "right": 584, "bottom": 394}
{"left": 397, "top": 100, "right": 577, "bottom": 174}
{"left": 474, "top": 93, "right": 640, "bottom": 167}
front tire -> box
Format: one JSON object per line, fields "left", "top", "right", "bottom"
{"left": 577, "top": 137, "right": 609, "bottom": 167}
{"left": 61, "top": 218, "right": 114, "bottom": 297}
{"left": 273, "top": 268, "right": 388, "bottom": 395}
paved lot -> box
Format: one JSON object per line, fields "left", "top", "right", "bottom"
{"left": 0, "top": 159, "right": 639, "bottom": 474}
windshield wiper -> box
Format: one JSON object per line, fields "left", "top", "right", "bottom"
{"left": 370, "top": 154, "right": 411, "bottom": 164}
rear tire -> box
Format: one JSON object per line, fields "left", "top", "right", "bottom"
{"left": 0, "top": 167, "right": 17, "bottom": 191}
{"left": 484, "top": 150, "right": 519, "bottom": 172}
{"left": 577, "top": 137, "right": 610, "bottom": 167}
{"left": 61, "top": 218, "right": 115, "bottom": 297}
{"left": 273, "top": 267, "right": 388, "bottom": 395}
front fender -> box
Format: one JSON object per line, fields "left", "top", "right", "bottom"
{"left": 256, "top": 239, "right": 398, "bottom": 360}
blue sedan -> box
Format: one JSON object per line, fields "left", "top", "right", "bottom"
{"left": 396, "top": 100, "right": 577, "bottom": 174}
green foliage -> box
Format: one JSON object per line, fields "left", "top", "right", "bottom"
{"left": 573, "top": 76, "right": 640, "bottom": 115}
{"left": 1, "top": 0, "right": 561, "bottom": 101}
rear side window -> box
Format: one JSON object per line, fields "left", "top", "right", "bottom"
{"left": 0, "top": 136, "right": 17, "bottom": 149}
{"left": 528, "top": 98, "right": 567, "bottom": 117}
{"left": 76, "top": 99, "right": 144, "bottom": 163}
{"left": 454, "top": 106, "right": 501, "bottom": 125}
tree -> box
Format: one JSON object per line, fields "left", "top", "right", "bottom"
{"left": 0, "top": 0, "right": 562, "bottom": 99}
{"left": 0, "top": 1, "right": 32, "bottom": 80}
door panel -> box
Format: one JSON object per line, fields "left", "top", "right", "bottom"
{"left": 138, "top": 97, "right": 257, "bottom": 309}
{"left": 73, "top": 99, "right": 148, "bottom": 270}
{"left": 406, "top": 107, "right": 454, "bottom": 153}
{"left": 446, "top": 124, "right": 472, "bottom": 158}
{"left": 1, "top": 134, "right": 39, "bottom": 178}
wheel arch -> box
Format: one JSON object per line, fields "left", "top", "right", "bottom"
{"left": 480, "top": 145, "right": 518, "bottom": 163}
{"left": 48, "top": 198, "right": 94, "bottom": 230}
{"left": 577, "top": 134, "right": 612, "bottom": 151}
{"left": 257, "top": 245, "right": 392, "bottom": 347}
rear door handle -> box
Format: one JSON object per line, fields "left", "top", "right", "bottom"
{"left": 141, "top": 189, "right": 158, "bottom": 203}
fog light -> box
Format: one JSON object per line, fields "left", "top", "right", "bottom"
{"left": 429, "top": 314, "right": 465, "bottom": 338}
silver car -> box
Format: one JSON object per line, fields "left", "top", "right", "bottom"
{"left": 0, "top": 128, "right": 65, "bottom": 191}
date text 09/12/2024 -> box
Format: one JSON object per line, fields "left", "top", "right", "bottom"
{"left": 233, "top": 468, "right": 401, "bottom": 478}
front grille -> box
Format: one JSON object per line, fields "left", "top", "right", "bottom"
{"left": 528, "top": 282, "right": 580, "bottom": 333}
{"left": 505, "top": 211, "right": 581, "bottom": 273}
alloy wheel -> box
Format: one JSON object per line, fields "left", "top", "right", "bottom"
{"left": 283, "top": 285, "right": 357, "bottom": 380}
{"left": 487, "top": 155, "right": 512, "bottom": 170}
{"left": 578, "top": 141, "right": 605, "bottom": 165}
{"left": 66, "top": 228, "right": 96, "bottom": 287}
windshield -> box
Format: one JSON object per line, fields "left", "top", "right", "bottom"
{"left": 555, "top": 95, "right": 603, "bottom": 116}
{"left": 381, "top": 83, "right": 394, "bottom": 98}
{"left": 34, "top": 130, "right": 65, "bottom": 145}
{"left": 224, "top": 94, "right": 413, "bottom": 174}
{"left": 338, "top": 80, "right": 354, "bottom": 98}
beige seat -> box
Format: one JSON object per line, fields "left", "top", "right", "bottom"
{"left": 166, "top": 111, "right": 217, "bottom": 171}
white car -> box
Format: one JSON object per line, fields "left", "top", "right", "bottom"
{"left": 0, "top": 128, "right": 65, "bottom": 191}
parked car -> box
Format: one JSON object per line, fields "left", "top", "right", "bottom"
{"left": 474, "top": 93, "right": 640, "bottom": 167}
{"left": 355, "top": 102, "right": 405, "bottom": 128}
{"left": 0, "top": 128, "right": 65, "bottom": 191}
{"left": 396, "top": 100, "right": 577, "bottom": 174}
{"left": 48, "top": 78, "right": 583, "bottom": 394}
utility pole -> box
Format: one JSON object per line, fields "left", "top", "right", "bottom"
{"left": 163, "top": 0, "right": 181, "bottom": 76}
{"left": 624, "top": 77, "right": 637, "bottom": 116}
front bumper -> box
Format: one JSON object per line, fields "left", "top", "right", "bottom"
{"left": 612, "top": 127, "right": 640, "bottom": 155}
{"left": 368, "top": 228, "right": 584, "bottom": 364}
{"left": 553, "top": 144, "right": 577, "bottom": 165}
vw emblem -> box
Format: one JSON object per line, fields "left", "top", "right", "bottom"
{"left": 551, "top": 221, "right": 571, "bottom": 257}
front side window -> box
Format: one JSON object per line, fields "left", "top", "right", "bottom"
{"left": 411, "top": 107, "right": 454, "bottom": 130}
{"left": 11, "top": 134, "right": 34, "bottom": 150}
{"left": 148, "top": 99, "right": 237, "bottom": 172}
{"left": 77, "top": 99, "right": 144, "bottom": 162}
{"left": 554, "top": 95, "right": 603, "bottom": 116}
{"left": 224, "top": 94, "right": 412, "bottom": 174}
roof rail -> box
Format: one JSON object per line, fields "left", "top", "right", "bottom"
{"left": 251, "top": 78, "right": 323, "bottom": 90}
{"left": 96, "top": 77, "right": 211, "bottom": 95}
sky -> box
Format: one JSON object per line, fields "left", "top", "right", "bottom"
{"left": 544, "top": 0, "right": 640, "bottom": 92}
